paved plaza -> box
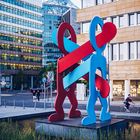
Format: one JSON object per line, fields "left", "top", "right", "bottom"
{"left": 0, "top": 106, "right": 54, "bottom": 120}
{"left": 0, "top": 105, "right": 140, "bottom": 121}
{"left": 1, "top": 92, "right": 140, "bottom": 121}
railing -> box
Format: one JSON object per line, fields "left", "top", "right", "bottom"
{"left": 0, "top": 86, "right": 54, "bottom": 110}
{"left": 2, "top": 99, "right": 27, "bottom": 109}
{"left": 119, "top": 103, "right": 140, "bottom": 114}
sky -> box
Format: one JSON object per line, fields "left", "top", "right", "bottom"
{"left": 71, "top": 0, "right": 81, "bottom": 8}
{"left": 43, "top": 0, "right": 81, "bottom": 8}
{"left": 23, "top": 0, "right": 42, "bottom": 6}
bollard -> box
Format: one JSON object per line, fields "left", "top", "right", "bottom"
{"left": 34, "top": 100, "right": 36, "bottom": 110}
{"left": 13, "top": 100, "right": 16, "bottom": 109}
{"left": 47, "top": 87, "right": 49, "bottom": 101}
{"left": 23, "top": 100, "right": 25, "bottom": 109}
{"left": 43, "top": 82, "right": 46, "bottom": 110}
{"left": 44, "top": 98, "right": 46, "bottom": 110}
{"left": 50, "top": 82, "right": 53, "bottom": 109}
{"left": 4, "top": 99, "right": 6, "bottom": 108}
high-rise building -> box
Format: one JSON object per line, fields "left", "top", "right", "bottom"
{"left": 77, "top": 0, "right": 140, "bottom": 100}
{"left": 0, "top": 0, "right": 43, "bottom": 90}
{"left": 42, "top": 0, "right": 80, "bottom": 65}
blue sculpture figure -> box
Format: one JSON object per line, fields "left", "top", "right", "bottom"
{"left": 82, "top": 17, "right": 111, "bottom": 125}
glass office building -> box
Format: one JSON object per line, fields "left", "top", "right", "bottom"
{"left": 77, "top": 0, "right": 140, "bottom": 100}
{"left": 42, "top": 0, "right": 79, "bottom": 65}
{"left": 0, "top": 0, "right": 43, "bottom": 90}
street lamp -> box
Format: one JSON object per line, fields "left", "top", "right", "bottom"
{"left": 107, "top": 43, "right": 110, "bottom": 112}
{"left": 42, "top": 77, "right": 46, "bottom": 109}
{"left": 0, "top": 62, "right": 1, "bottom": 106}
{"left": 0, "top": 75, "right": 1, "bottom": 106}
{"left": 47, "top": 71, "right": 54, "bottom": 108}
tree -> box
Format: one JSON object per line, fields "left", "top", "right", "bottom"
{"left": 14, "top": 70, "right": 25, "bottom": 91}
{"left": 39, "top": 62, "right": 57, "bottom": 89}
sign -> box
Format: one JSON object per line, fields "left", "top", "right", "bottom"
{"left": 1, "top": 77, "right": 5, "bottom": 82}
{"left": 77, "top": 83, "right": 86, "bottom": 101}
{"left": 47, "top": 71, "right": 54, "bottom": 82}
{"left": 1, "top": 81, "right": 6, "bottom": 86}
{"left": 42, "top": 77, "right": 46, "bottom": 83}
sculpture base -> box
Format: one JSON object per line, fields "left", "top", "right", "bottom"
{"left": 35, "top": 117, "right": 128, "bottom": 140}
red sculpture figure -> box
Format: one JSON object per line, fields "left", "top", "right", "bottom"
{"left": 48, "top": 23, "right": 81, "bottom": 121}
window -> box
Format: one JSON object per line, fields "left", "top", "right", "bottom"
{"left": 137, "top": 42, "right": 140, "bottom": 59}
{"left": 112, "top": 44, "right": 118, "bottom": 60}
{"left": 82, "top": 22, "right": 90, "bottom": 33}
{"left": 97, "top": 24, "right": 102, "bottom": 31}
{"left": 129, "top": 42, "right": 136, "bottom": 59}
{"left": 49, "top": 26, "right": 52, "bottom": 30}
{"left": 138, "top": 13, "right": 140, "bottom": 24}
{"left": 129, "top": 14, "right": 135, "bottom": 26}
{"left": 83, "top": 0, "right": 95, "bottom": 8}
{"left": 96, "top": 0, "right": 103, "bottom": 5}
{"left": 119, "top": 15, "right": 125, "bottom": 27}
{"left": 113, "top": 80, "right": 124, "bottom": 97}
{"left": 130, "top": 80, "right": 140, "bottom": 97}
{"left": 112, "top": 16, "right": 117, "bottom": 27}
{"left": 104, "top": 0, "right": 112, "bottom": 3}
{"left": 119, "top": 43, "right": 125, "bottom": 60}
{"left": 103, "top": 46, "right": 108, "bottom": 62}
{"left": 103, "top": 18, "right": 107, "bottom": 23}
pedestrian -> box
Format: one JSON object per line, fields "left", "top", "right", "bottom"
{"left": 30, "top": 88, "right": 36, "bottom": 101}
{"left": 124, "top": 94, "right": 134, "bottom": 112}
{"left": 36, "top": 88, "right": 40, "bottom": 101}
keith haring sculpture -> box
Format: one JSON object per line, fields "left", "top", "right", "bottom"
{"left": 48, "top": 16, "right": 117, "bottom": 125}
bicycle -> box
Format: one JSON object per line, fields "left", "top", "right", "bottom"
{"left": 120, "top": 102, "right": 135, "bottom": 113}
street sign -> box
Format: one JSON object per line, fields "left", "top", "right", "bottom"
{"left": 42, "top": 77, "right": 47, "bottom": 83}
{"left": 47, "top": 71, "right": 54, "bottom": 82}
{"left": 1, "top": 81, "right": 6, "bottom": 86}
{"left": 1, "top": 77, "right": 5, "bottom": 83}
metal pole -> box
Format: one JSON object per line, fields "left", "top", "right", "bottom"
{"left": 4, "top": 99, "right": 6, "bottom": 108}
{"left": 23, "top": 100, "right": 25, "bottom": 109}
{"left": 47, "top": 86, "right": 49, "bottom": 101}
{"left": 108, "top": 43, "right": 110, "bottom": 112}
{"left": 34, "top": 100, "right": 36, "bottom": 110}
{"left": 0, "top": 64, "right": 1, "bottom": 106}
{"left": 0, "top": 77, "right": 1, "bottom": 106}
{"left": 44, "top": 81, "right": 46, "bottom": 109}
{"left": 50, "top": 82, "right": 53, "bottom": 108}
{"left": 14, "top": 100, "right": 16, "bottom": 109}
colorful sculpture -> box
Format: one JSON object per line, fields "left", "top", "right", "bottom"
{"left": 48, "top": 16, "right": 117, "bottom": 125}
{"left": 48, "top": 22, "right": 81, "bottom": 122}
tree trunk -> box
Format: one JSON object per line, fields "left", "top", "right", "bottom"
{"left": 21, "top": 84, "right": 23, "bottom": 92}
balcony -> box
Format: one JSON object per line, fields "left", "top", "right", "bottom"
{"left": 0, "top": 40, "right": 43, "bottom": 49}
{"left": 1, "top": 50, "right": 42, "bottom": 58}
{"left": 0, "top": 60, "right": 42, "bottom": 66}
{"left": 1, "top": 69, "right": 39, "bottom": 75}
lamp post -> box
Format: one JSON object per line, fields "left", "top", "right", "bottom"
{"left": 107, "top": 43, "right": 110, "bottom": 112}
{"left": 0, "top": 74, "right": 1, "bottom": 106}
{"left": 0, "top": 62, "right": 1, "bottom": 106}
{"left": 42, "top": 77, "right": 46, "bottom": 109}
{"left": 47, "top": 71, "right": 54, "bottom": 108}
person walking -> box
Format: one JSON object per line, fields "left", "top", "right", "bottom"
{"left": 36, "top": 88, "right": 40, "bottom": 101}
{"left": 30, "top": 88, "right": 36, "bottom": 101}
{"left": 124, "top": 94, "right": 134, "bottom": 112}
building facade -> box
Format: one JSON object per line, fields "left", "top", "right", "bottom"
{"left": 77, "top": 0, "right": 140, "bottom": 100}
{"left": 42, "top": 0, "right": 79, "bottom": 66}
{"left": 0, "top": 0, "right": 43, "bottom": 90}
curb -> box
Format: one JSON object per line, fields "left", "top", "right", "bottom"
{"left": 0, "top": 110, "right": 55, "bottom": 121}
